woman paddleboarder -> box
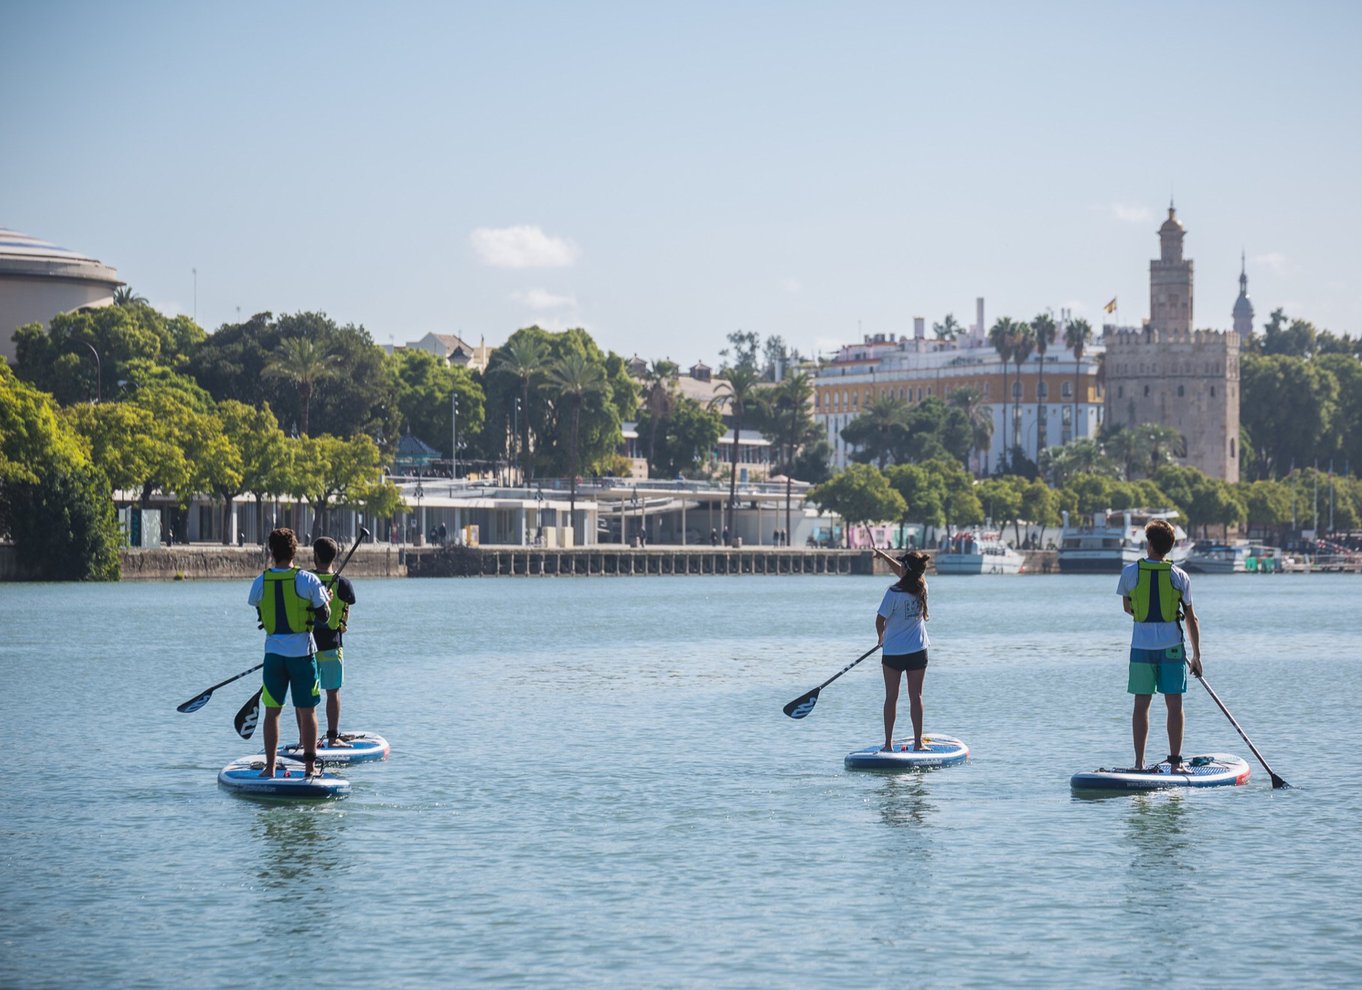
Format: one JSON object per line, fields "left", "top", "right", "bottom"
{"left": 870, "top": 546, "right": 932, "bottom": 752}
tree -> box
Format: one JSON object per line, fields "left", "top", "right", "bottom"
{"left": 1031, "top": 312, "right": 1057, "bottom": 453}
{"left": 841, "top": 395, "right": 909, "bottom": 469}
{"left": 1038, "top": 438, "right": 1117, "bottom": 487}
{"left": 263, "top": 335, "right": 337, "bottom": 437}
{"left": 886, "top": 462, "right": 945, "bottom": 533}
{"left": 709, "top": 366, "right": 766, "bottom": 541}
{"left": 639, "top": 359, "right": 680, "bottom": 468}
{"left": 546, "top": 351, "right": 608, "bottom": 527}
{"left": 488, "top": 331, "right": 550, "bottom": 480}
{"left": 949, "top": 387, "right": 993, "bottom": 476}
{"left": 218, "top": 401, "right": 288, "bottom": 544}
{"left": 1064, "top": 317, "right": 1093, "bottom": 442}
{"left": 807, "top": 464, "right": 906, "bottom": 547}
{"left": 1010, "top": 321, "right": 1035, "bottom": 463}
{"left": 932, "top": 314, "right": 964, "bottom": 341}
{"left": 0, "top": 364, "right": 120, "bottom": 579}
{"left": 113, "top": 286, "right": 149, "bottom": 307}
{"left": 391, "top": 348, "right": 484, "bottom": 467}
{"left": 1317, "top": 353, "right": 1362, "bottom": 476}
{"left": 718, "top": 330, "right": 761, "bottom": 375}
{"left": 977, "top": 475, "right": 1026, "bottom": 544}
{"left": 988, "top": 317, "right": 1020, "bottom": 456}
{"left": 1239, "top": 353, "right": 1336, "bottom": 479}
{"left": 1261, "top": 307, "right": 1318, "bottom": 358}
{"left": 1020, "top": 478, "right": 1062, "bottom": 539}
{"left": 764, "top": 371, "right": 817, "bottom": 539}
{"left": 639, "top": 395, "right": 724, "bottom": 479}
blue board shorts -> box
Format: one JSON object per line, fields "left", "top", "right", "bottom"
{"left": 317, "top": 647, "right": 344, "bottom": 691}
{"left": 1128, "top": 644, "right": 1187, "bottom": 695}
{"left": 262, "top": 652, "right": 320, "bottom": 709}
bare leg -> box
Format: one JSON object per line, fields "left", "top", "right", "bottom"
{"left": 295, "top": 706, "right": 319, "bottom": 775}
{"left": 881, "top": 664, "right": 901, "bottom": 750}
{"left": 260, "top": 707, "right": 283, "bottom": 777}
{"left": 1131, "top": 694, "right": 1153, "bottom": 769}
{"left": 906, "top": 667, "right": 926, "bottom": 749}
{"left": 1166, "top": 694, "right": 1186, "bottom": 770}
{"left": 326, "top": 689, "right": 341, "bottom": 741}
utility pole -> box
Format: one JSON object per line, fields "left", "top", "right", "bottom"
{"left": 451, "top": 391, "right": 459, "bottom": 480}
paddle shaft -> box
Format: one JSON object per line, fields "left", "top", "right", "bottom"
{"left": 1195, "top": 673, "right": 1290, "bottom": 788}
{"left": 176, "top": 663, "right": 263, "bottom": 711}
{"left": 814, "top": 643, "right": 882, "bottom": 692}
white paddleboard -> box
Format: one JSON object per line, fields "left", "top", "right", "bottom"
{"left": 844, "top": 733, "right": 970, "bottom": 770}
{"left": 218, "top": 756, "right": 351, "bottom": 799}
{"left": 1070, "top": 753, "right": 1251, "bottom": 794}
{"left": 279, "top": 731, "right": 390, "bottom": 765}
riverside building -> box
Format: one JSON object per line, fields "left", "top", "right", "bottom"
{"left": 0, "top": 228, "right": 122, "bottom": 363}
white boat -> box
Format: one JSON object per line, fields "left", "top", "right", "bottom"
{"left": 1184, "top": 542, "right": 1282, "bottom": 574}
{"left": 1057, "top": 508, "right": 1190, "bottom": 574}
{"left": 934, "top": 531, "right": 1025, "bottom": 575}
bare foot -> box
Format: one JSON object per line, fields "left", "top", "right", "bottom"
{"left": 325, "top": 735, "right": 352, "bottom": 748}
{"left": 913, "top": 742, "right": 927, "bottom": 751}
{"left": 258, "top": 765, "right": 276, "bottom": 778}
{"left": 881, "top": 744, "right": 893, "bottom": 752}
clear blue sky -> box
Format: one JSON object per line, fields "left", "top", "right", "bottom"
{"left": 3, "top": 1, "right": 1359, "bottom": 365}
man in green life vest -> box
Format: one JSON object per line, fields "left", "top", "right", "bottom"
{"left": 246, "top": 528, "right": 331, "bottom": 778}
{"left": 1116, "top": 518, "right": 1202, "bottom": 772}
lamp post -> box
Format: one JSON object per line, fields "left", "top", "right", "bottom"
{"left": 633, "top": 485, "right": 643, "bottom": 547}
{"left": 513, "top": 397, "right": 521, "bottom": 486}
{"left": 415, "top": 476, "right": 426, "bottom": 546}
{"left": 81, "top": 342, "right": 101, "bottom": 403}
{"left": 451, "top": 392, "right": 459, "bottom": 481}
{"left": 535, "top": 486, "right": 545, "bottom": 546}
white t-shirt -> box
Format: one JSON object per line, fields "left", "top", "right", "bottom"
{"left": 1116, "top": 559, "right": 1193, "bottom": 650}
{"left": 247, "top": 567, "right": 331, "bottom": 657}
{"left": 877, "top": 585, "right": 929, "bottom": 655}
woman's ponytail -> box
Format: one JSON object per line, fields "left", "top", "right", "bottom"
{"left": 892, "top": 551, "right": 930, "bottom": 619}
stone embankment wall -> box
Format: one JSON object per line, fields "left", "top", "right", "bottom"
{"left": 118, "top": 545, "right": 407, "bottom": 580}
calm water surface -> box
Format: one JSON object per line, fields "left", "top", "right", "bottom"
{"left": 2, "top": 573, "right": 1360, "bottom": 988}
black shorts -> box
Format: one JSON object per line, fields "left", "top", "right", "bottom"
{"left": 883, "top": 649, "right": 928, "bottom": 672}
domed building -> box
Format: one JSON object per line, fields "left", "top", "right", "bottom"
{"left": 1232, "top": 252, "right": 1254, "bottom": 340}
{"left": 0, "top": 228, "right": 122, "bottom": 363}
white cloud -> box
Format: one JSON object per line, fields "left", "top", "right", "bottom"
{"left": 470, "top": 225, "right": 578, "bottom": 268}
{"left": 1109, "top": 202, "right": 1153, "bottom": 224}
{"left": 512, "top": 288, "right": 578, "bottom": 310}
{"left": 782, "top": 277, "right": 802, "bottom": 294}
{"left": 151, "top": 299, "right": 186, "bottom": 317}
{"left": 1251, "top": 251, "right": 1289, "bottom": 274}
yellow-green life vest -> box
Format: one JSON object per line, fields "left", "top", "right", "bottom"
{"left": 315, "top": 571, "right": 348, "bottom": 632}
{"left": 257, "top": 568, "right": 315, "bottom": 634}
{"left": 1131, "top": 559, "right": 1181, "bottom": 623}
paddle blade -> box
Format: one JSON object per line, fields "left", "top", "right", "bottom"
{"left": 177, "top": 692, "right": 212, "bottom": 714}
{"left": 235, "top": 689, "right": 262, "bottom": 739}
{"left": 1270, "top": 773, "right": 1293, "bottom": 790}
{"left": 783, "top": 688, "right": 820, "bottom": 720}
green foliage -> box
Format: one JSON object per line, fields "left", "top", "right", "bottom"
{"left": 390, "top": 348, "right": 484, "bottom": 459}
{"left": 842, "top": 396, "right": 907, "bottom": 469}
{"left": 0, "top": 364, "right": 119, "bottom": 580}
{"left": 807, "top": 464, "right": 907, "bottom": 538}
{"left": 1240, "top": 353, "right": 1336, "bottom": 479}
{"left": 638, "top": 395, "right": 724, "bottom": 478}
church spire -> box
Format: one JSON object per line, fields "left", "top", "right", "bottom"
{"left": 1233, "top": 250, "right": 1254, "bottom": 339}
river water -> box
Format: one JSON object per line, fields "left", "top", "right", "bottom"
{"left": 1, "top": 573, "right": 1360, "bottom": 988}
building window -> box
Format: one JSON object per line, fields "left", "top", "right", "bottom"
{"left": 1037, "top": 381, "right": 1048, "bottom": 400}
{"left": 1143, "top": 385, "right": 1150, "bottom": 397}
{"left": 1062, "top": 381, "right": 1072, "bottom": 398}
{"left": 1177, "top": 385, "right": 1185, "bottom": 397}
{"left": 1118, "top": 385, "right": 1124, "bottom": 399}
{"left": 1230, "top": 438, "right": 1236, "bottom": 459}
{"left": 1211, "top": 385, "right": 1216, "bottom": 398}
{"left": 1012, "top": 381, "right": 1022, "bottom": 400}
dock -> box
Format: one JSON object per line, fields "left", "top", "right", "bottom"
{"left": 405, "top": 545, "right": 875, "bottom": 577}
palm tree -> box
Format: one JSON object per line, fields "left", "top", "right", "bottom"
{"left": 1064, "top": 317, "right": 1094, "bottom": 441}
{"left": 932, "top": 313, "right": 963, "bottom": 341}
{"left": 709, "top": 366, "right": 765, "bottom": 543}
{"left": 640, "top": 359, "right": 679, "bottom": 471}
{"left": 767, "top": 371, "right": 815, "bottom": 539}
{"left": 1010, "top": 321, "right": 1035, "bottom": 468}
{"left": 949, "top": 386, "right": 993, "bottom": 477}
{"left": 546, "top": 352, "right": 607, "bottom": 530}
{"left": 263, "top": 336, "right": 337, "bottom": 436}
{"left": 988, "top": 317, "right": 1019, "bottom": 463}
{"left": 1031, "top": 312, "right": 1057, "bottom": 454}
{"left": 842, "top": 395, "right": 910, "bottom": 470}
{"left": 113, "top": 286, "right": 148, "bottom": 307}
{"left": 494, "top": 335, "right": 548, "bottom": 481}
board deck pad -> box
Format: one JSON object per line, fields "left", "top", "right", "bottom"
{"left": 844, "top": 733, "right": 970, "bottom": 770}
{"left": 1070, "top": 752, "right": 1250, "bottom": 794}
{"left": 278, "top": 731, "right": 390, "bottom": 765}
{"left": 218, "top": 756, "right": 352, "bottom": 799}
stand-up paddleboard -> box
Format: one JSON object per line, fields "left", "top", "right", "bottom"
{"left": 1070, "top": 753, "right": 1250, "bottom": 794}
{"left": 845, "top": 734, "right": 970, "bottom": 770}
{"left": 218, "top": 756, "right": 351, "bottom": 799}
{"left": 279, "top": 731, "right": 390, "bottom": 765}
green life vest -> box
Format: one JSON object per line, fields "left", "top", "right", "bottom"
{"left": 1131, "top": 559, "right": 1181, "bottom": 623}
{"left": 257, "top": 568, "right": 315, "bottom": 634}
{"left": 315, "top": 571, "right": 348, "bottom": 632}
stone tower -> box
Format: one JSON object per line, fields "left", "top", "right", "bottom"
{"left": 1150, "top": 204, "right": 1193, "bottom": 333}
{"left": 1103, "top": 206, "right": 1240, "bottom": 482}
{"left": 1232, "top": 252, "right": 1254, "bottom": 341}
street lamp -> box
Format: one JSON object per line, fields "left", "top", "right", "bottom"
{"left": 513, "top": 397, "right": 521, "bottom": 486}
{"left": 81, "top": 342, "right": 101, "bottom": 403}
{"left": 451, "top": 392, "right": 459, "bottom": 481}
{"left": 633, "top": 485, "right": 643, "bottom": 547}
{"left": 414, "top": 476, "right": 425, "bottom": 545}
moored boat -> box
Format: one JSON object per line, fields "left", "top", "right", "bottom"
{"left": 1057, "top": 508, "right": 1190, "bottom": 574}
{"left": 1184, "top": 541, "right": 1282, "bottom": 574}
{"left": 935, "top": 531, "right": 1024, "bottom": 575}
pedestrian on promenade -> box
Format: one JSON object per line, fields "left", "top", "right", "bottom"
{"left": 1118, "top": 518, "right": 1202, "bottom": 772}
{"left": 870, "top": 547, "right": 932, "bottom": 752}
{"left": 247, "top": 528, "right": 330, "bottom": 778}
{"left": 311, "top": 537, "right": 356, "bottom": 748}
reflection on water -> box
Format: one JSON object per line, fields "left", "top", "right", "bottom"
{"left": 872, "top": 773, "right": 937, "bottom": 833}
{"left": 254, "top": 804, "right": 349, "bottom": 900}
{"left": 1120, "top": 793, "right": 1196, "bottom": 955}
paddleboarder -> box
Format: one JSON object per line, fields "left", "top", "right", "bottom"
{"left": 1118, "top": 518, "right": 1202, "bottom": 773}
{"left": 873, "top": 549, "right": 932, "bottom": 752}
{"left": 311, "top": 537, "right": 356, "bottom": 748}
{"left": 247, "top": 528, "right": 331, "bottom": 778}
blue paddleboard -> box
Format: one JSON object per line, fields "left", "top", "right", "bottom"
{"left": 845, "top": 733, "right": 970, "bottom": 770}
{"left": 1070, "top": 753, "right": 1250, "bottom": 794}
{"left": 279, "top": 731, "right": 390, "bottom": 765}
{"left": 218, "top": 756, "right": 351, "bottom": 799}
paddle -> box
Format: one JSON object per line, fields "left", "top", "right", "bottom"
{"left": 783, "top": 644, "right": 882, "bottom": 719}
{"left": 235, "top": 526, "right": 371, "bottom": 739}
{"left": 1195, "top": 672, "right": 1292, "bottom": 789}
{"left": 176, "top": 663, "right": 263, "bottom": 713}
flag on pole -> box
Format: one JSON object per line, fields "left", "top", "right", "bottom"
{"left": 1104, "top": 297, "right": 1118, "bottom": 314}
